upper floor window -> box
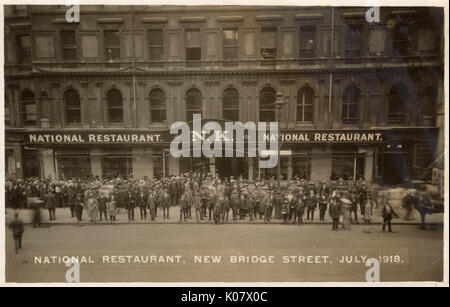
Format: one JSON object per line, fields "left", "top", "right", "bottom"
{"left": 106, "top": 88, "right": 123, "bottom": 124}
{"left": 61, "top": 30, "right": 77, "bottom": 61}
{"left": 64, "top": 89, "right": 81, "bottom": 125}
{"left": 345, "top": 23, "right": 363, "bottom": 58}
{"left": 419, "top": 86, "right": 436, "bottom": 125}
{"left": 104, "top": 30, "right": 120, "bottom": 61}
{"left": 297, "top": 87, "right": 314, "bottom": 122}
{"left": 19, "top": 89, "right": 37, "bottom": 126}
{"left": 388, "top": 83, "right": 407, "bottom": 125}
{"left": 149, "top": 88, "right": 166, "bottom": 123}
{"left": 259, "top": 87, "right": 276, "bottom": 122}
{"left": 342, "top": 85, "right": 360, "bottom": 125}
{"left": 223, "top": 28, "right": 239, "bottom": 60}
{"left": 391, "top": 21, "right": 413, "bottom": 56}
{"left": 186, "top": 29, "right": 201, "bottom": 61}
{"left": 299, "top": 26, "right": 316, "bottom": 58}
{"left": 186, "top": 88, "right": 203, "bottom": 121}
{"left": 16, "top": 35, "right": 31, "bottom": 64}
{"left": 260, "top": 27, "right": 277, "bottom": 59}
{"left": 148, "top": 29, "right": 163, "bottom": 61}
{"left": 222, "top": 88, "right": 239, "bottom": 121}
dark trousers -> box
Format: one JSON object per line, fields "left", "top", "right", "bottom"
{"left": 75, "top": 206, "right": 83, "bottom": 221}
{"left": 139, "top": 206, "right": 147, "bottom": 220}
{"left": 13, "top": 235, "right": 22, "bottom": 253}
{"left": 382, "top": 218, "right": 392, "bottom": 232}
{"left": 69, "top": 205, "right": 75, "bottom": 217}
{"left": 179, "top": 208, "right": 186, "bottom": 222}
{"left": 265, "top": 207, "right": 271, "bottom": 221}
{"left": 48, "top": 208, "right": 56, "bottom": 220}
{"left": 360, "top": 202, "right": 366, "bottom": 216}
{"left": 351, "top": 206, "right": 358, "bottom": 221}
{"left": 295, "top": 212, "right": 303, "bottom": 225}
{"left": 162, "top": 206, "right": 169, "bottom": 219}
{"left": 109, "top": 215, "right": 116, "bottom": 221}
{"left": 307, "top": 208, "right": 315, "bottom": 220}
{"left": 332, "top": 218, "right": 339, "bottom": 230}
{"left": 319, "top": 205, "right": 327, "bottom": 221}
{"left": 214, "top": 214, "right": 221, "bottom": 224}
{"left": 127, "top": 208, "right": 135, "bottom": 221}
{"left": 99, "top": 207, "right": 108, "bottom": 221}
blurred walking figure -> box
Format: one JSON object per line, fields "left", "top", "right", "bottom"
{"left": 9, "top": 212, "right": 24, "bottom": 253}
{"left": 31, "top": 199, "right": 42, "bottom": 228}
{"left": 44, "top": 188, "right": 56, "bottom": 221}
{"left": 364, "top": 190, "right": 374, "bottom": 223}
{"left": 340, "top": 194, "right": 352, "bottom": 230}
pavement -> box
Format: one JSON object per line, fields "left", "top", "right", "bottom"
{"left": 5, "top": 223, "right": 444, "bottom": 282}
{"left": 5, "top": 203, "right": 444, "bottom": 225}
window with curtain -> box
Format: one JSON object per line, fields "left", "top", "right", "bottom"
{"left": 149, "top": 88, "right": 166, "bottom": 123}
{"left": 19, "top": 89, "right": 37, "bottom": 126}
{"left": 342, "top": 85, "right": 360, "bottom": 125}
{"left": 186, "top": 29, "right": 201, "bottom": 61}
{"left": 186, "top": 88, "right": 202, "bottom": 121}
{"left": 104, "top": 30, "right": 120, "bottom": 61}
{"left": 106, "top": 88, "right": 123, "bottom": 124}
{"left": 222, "top": 88, "right": 239, "bottom": 121}
{"left": 64, "top": 89, "right": 81, "bottom": 124}
{"left": 223, "top": 28, "right": 239, "bottom": 60}
{"left": 260, "top": 27, "right": 277, "bottom": 59}
{"left": 259, "top": 87, "right": 276, "bottom": 122}
{"left": 297, "top": 87, "right": 314, "bottom": 122}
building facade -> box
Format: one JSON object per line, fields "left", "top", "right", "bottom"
{"left": 4, "top": 5, "right": 445, "bottom": 184}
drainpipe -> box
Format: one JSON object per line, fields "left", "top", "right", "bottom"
{"left": 328, "top": 7, "right": 335, "bottom": 128}
{"left": 131, "top": 7, "right": 137, "bottom": 128}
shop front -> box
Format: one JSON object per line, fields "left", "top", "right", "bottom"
{"left": 5, "top": 127, "right": 438, "bottom": 185}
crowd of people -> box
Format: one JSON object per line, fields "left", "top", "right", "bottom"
{"left": 5, "top": 173, "right": 396, "bottom": 231}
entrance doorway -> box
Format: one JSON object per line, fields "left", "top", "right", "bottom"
{"left": 215, "top": 157, "right": 248, "bottom": 179}
{"left": 380, "top": 153, "right": 412, "bottom": 185}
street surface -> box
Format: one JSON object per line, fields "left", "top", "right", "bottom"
{"left": 5, "top": 223, "right": 443, "bottom": 283}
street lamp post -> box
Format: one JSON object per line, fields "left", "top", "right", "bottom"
{"left": 274, "top": 92, "right": 287, "bottom": 188}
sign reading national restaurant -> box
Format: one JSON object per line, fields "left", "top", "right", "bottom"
{"left": 26, "top": 130, "right": 387, "bottom": 145}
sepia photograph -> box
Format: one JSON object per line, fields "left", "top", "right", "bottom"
{"left": 1, "top": 1, "right": 448, "bottom": 286}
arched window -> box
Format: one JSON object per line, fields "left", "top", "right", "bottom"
{"left": 388, "top": 83, "right": 407, "bottom": 125}
{"left": 342, "top": 85, "right": 360, "bottom": 125}
{"left": 106, "top": 88, "right": 123, "bottom": 124}
{"left": 149, "top": 88, "right": 166, "bottom": 123}
{"left": 297, "top": 86, "right": 314, "bottom": 122}
{"left": 186, "top": 88, "right": 202, "bottom": 121}
{"left": 259, "top": 87, "right": 276, "bottom": 122}
{"left": 64, "top": 89, "right": 81, "bottom": 124}
{"left": 19, "top": 89, "right": 36, "bottom": 126}
{"left": 419, "top": 86, "right": 436, "bottom": 124}
{"left": 222, "top": 88, "right": 239, "bottom": 121}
